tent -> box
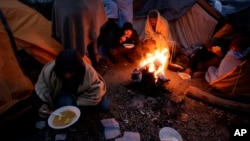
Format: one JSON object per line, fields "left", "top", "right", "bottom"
{"left": 0, "top": 0, "right": 94, "bottom": 117}
{"left": 0, "top": 0, "right": 64, "bottom": 116}
{"left": 0, "top": 0, "right": 249, "bottom": 117}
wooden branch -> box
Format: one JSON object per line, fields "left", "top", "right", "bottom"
{"left": 185, "top": 86, "right": 250, "bottom": 114}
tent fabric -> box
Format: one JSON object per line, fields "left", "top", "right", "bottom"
{"left": 0, "top": 0, "right": 62, "bottom": 115}
{"left": 210, "top": 59, "right": 250, "bottom": 99}
{"left": 133, "top": 3, "right": 218, "bottom": 49}
{"left": 169, "top": 3, "right": 218, "bottom": 49}
{"left": 0, "top": 0, "right": 63, "bottom": 65}
{"left": 133, "top": 0, "right": 197, "bottom": 21}
{"left": 226, "top": 7, "right": 250, "bottom": 36}
{"left": 0, "top": 23, "right": 33, "bottom": 115}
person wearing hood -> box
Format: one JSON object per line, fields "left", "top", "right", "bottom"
{"left": 32, "top": 48, "right": 110, "bottom": 120}
{"left": 143, "top": 10, "right": 172, "bottom": 53}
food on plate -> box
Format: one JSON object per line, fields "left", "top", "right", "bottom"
{"left": 52, "top": 110, "right": 76, "bottom": 127}
{"left": 159, "top": 127, "right": 183, "bottom": 141}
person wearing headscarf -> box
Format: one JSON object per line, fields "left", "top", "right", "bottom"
{"left": 33, "top": 48, "right": 109, "bottom": 119}
{"left": 143, "top": 10, "right": 172, "bottom": 51}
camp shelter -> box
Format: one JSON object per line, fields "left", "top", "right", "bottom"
{"left": 0, "top": 0, "right": 64, "bottom": 118}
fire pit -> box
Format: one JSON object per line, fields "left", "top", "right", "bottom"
{"left": 131, "top": 66, "right": 170, "bottom": 87}
{"left": 130, "top": 47, "right": 171, "bottom": 96}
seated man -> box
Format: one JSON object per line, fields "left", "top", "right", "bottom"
{"left": 205, "top": 36, "right": 250, "bottom": 82}
{"left": 185, "top": 38, "right": 230, "bottom": 76}
{"left": 98, "top": 18, "right": 121, "bottom": 64}
{"left": 98, "top": 21, "right": 140, "bottom": 63}
{"left": 32, "top": 49, "right": 110, "bottom": 121}
{"left": 142, "top": 10, "right": 172, "bottom": 53}
{"left": 114, "top": 22, "right": 140, "bottom": 63}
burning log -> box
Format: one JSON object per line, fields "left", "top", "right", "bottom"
{"left": 131, "top": 66, "right": 170, "bottom": 87}
{"left": 130, "top": 66, "right": 170, "bottom": 97}
{"left": 130, "top": 43, "right": 173, "bottom": 96}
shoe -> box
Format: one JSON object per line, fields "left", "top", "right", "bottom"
{"left": 35, "top": 120, "right": 46, "bottom": 129}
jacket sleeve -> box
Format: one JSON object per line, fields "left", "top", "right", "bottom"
{"left": 34, "top": 62, "right": 57, "bottom": 107}
{"left": 76, "top": 62, "right": 106, "bottom": 106}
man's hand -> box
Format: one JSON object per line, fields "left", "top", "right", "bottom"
{"left": 38, "top": 103, "right": 51, "bottom": 118}
{"left": 120, "top": 35, "right": 126, "bottom": 43}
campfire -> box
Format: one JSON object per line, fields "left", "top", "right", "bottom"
{"left": 131, "top": 47, "right": 171, "bottom": 88}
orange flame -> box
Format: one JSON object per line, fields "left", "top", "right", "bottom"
{"left": 139, "top": 48, "right": 170, "bottom": 81}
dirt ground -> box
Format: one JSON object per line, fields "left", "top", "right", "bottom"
{"left": 100, "top": 57, "right": 250, "bottom": 141}
{"left": 1, "top": 53, "right": 250, "bottom": 141}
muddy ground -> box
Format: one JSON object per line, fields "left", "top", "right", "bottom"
{"left": 99, "top": 57, "right": 250, "bottom": 141}
{"left": 1, "top": 52, "right": 250, "bottom": 141}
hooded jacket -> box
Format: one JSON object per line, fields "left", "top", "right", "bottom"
{"left": 35, "top": 59, "right": 106, "bottom": 109}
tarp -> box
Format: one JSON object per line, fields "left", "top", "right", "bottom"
{"left": 0, "top": 28, "right": 34, "bottom": 115}
{"left": 0, "top": 0, "right": 63, "bottom": 114}
{"left": 210, "top": 59, "right": 250, "bottom": 100}
{"left": 0, "top": 0, "right": 63, "bottom": 65}
{"left": 133, "top": 0, "right": 197, "bottom": 21}
{"left": 133, "top": 0, "right": 218, "bottom": 49}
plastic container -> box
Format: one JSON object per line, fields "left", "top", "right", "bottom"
{"left": 159, "top": 127, "right": 183, "bottom": 141}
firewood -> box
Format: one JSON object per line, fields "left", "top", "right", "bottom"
{"left": 185, "top": 86, "right": 250, "bottom": 114}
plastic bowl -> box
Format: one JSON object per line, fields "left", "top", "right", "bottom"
{"left": 159, "top": 127, "right": 183, "bottom": 141}
{"left": 48, "top": 106, "right": 81, "bottom": 129}
{"left": 178, "top": 72, "right": 191, "bottom": 80}
{"left": 123, "top": 43, "right": 135, "bottom": 49}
